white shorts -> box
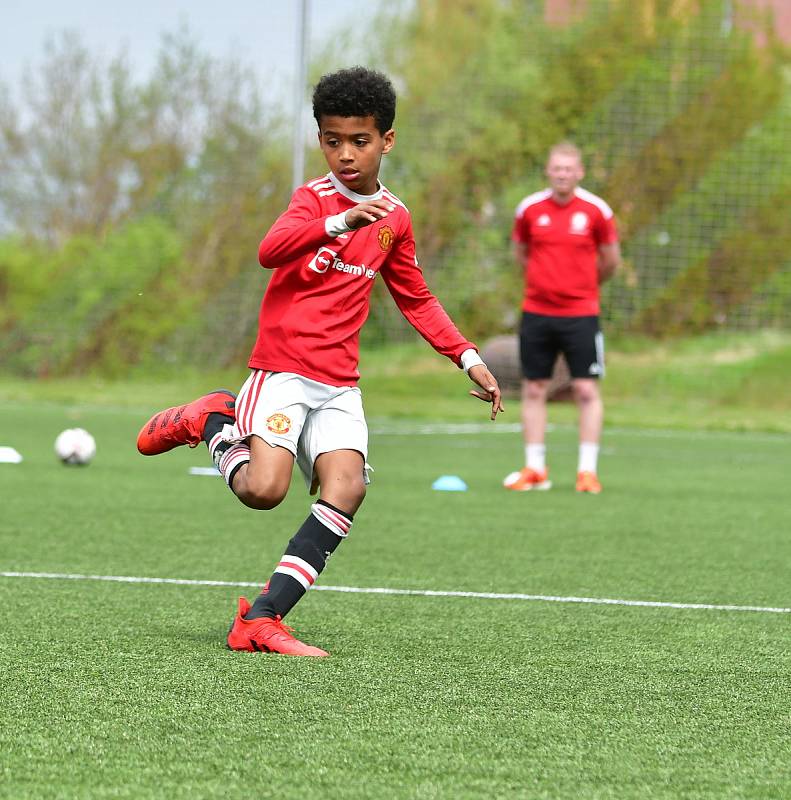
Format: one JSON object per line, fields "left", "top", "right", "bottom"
{"left": 229, "top": 370, "right": 369, "bottom": 489}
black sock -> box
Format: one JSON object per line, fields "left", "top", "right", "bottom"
{"left": 203, "top": 412, "right": 234, "bottom": 467}
{"left": 245, "top": 500, "right": 353, "bottom": 620}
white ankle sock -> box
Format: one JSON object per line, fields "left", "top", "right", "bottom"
{"left": 578, "top": 442, "right": 599, "bottom": 474}
{"left": 526, "top": 444, "right": 546, "bottom": 472}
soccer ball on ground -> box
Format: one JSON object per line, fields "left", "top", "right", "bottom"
{"left": 54, "top": 428, "right": 96, "bottom": 466}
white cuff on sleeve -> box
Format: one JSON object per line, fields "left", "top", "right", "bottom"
{"left": 460, "top": 348, "right": 485, "bottom": 374}
{"left": 325, "top": 212, "right": 352, "bottom": 238}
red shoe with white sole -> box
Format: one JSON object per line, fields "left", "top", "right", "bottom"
{"left": 503, "top": 467, "right": 552, "bottom": 491}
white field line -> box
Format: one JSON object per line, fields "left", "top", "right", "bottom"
{"left": 7, "top": 393, "right": 788, "bottom": 440}
{"left": 369, "top": 420, "right": 791, "bottom": 442}
{"left": 1, "top": 571, "right": 788, "bottom": 615}
{"left": 371, "top": 421, "right": 523, "bottom": 435}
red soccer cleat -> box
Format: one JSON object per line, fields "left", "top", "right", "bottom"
{"left": 576, "top": 471, "right": 602, "bottom": 494}
{"left": 227, "top": 598, "right": 329, "bottom": 657}
{"left": 502, "top": 467, "right": 552, "bottom": 491}
{"left": 136, "top": 390, "right": 236, "bottom": 455}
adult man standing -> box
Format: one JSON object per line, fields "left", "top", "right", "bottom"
{"left": 503, "top": 142, "right": 620, "bottom": 494}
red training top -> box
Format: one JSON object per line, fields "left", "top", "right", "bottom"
{"left": 511, "top": 187, "right": 618, "bottom": 317}
{"left": 249, "top": 172, "right": 475, "bottom": 386}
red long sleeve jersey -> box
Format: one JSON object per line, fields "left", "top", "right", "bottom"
{"left": 249, "top": 173, "right": 475, "bottom": 386}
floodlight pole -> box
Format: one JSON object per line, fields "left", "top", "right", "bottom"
{"left": 721, "top": 0, "right": 733, "bottom": 35}
{"left": 291, "top": 0, "right": 310, "bottom": 191}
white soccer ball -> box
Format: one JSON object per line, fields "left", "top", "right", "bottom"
{"left": 54, "top": 428, "right": 96, "bottom": 466}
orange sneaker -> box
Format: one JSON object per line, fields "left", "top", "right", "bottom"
{"left": 503, "top": 467, "right": 552, "bottom": 491}
{"left": 226, "top": 598, "right": 329, "bottom": 657}
{"left": 136, "top": 390, "right": 235, "bottom": 455}
{"left": 576, "top": 471, "right": 602, "bottom": 494}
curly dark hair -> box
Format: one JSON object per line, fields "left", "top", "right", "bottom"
{"left": 312, "top": 67, "right": 396, "bottom": 134}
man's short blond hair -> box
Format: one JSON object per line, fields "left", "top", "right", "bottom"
{"left": 547, "top": 141, "right": 583, "bottom": 164}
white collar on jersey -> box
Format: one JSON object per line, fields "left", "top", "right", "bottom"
{"left": 327, "top": 171, "right": 384, "bottom": 203}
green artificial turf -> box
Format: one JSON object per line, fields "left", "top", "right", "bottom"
{"left": 2, "top": 331, "right": 791, "bottom": 432}
{"left": 1, "top": 398, "right": 790, "bottom": 798}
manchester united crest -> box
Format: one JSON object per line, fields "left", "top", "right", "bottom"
{"left": 377, "top": 225, "right": 395, "bottom": 252}
{"left": 266, "top": 413, "right": 291, "bottom": 434}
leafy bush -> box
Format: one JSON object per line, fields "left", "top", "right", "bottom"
{"left": 2, "top": 218, "right": 184, "bottom": 376}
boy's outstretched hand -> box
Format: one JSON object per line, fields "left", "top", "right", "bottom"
{"left": 344, "top": 200, "right": 396, "bottom": 230}
{"left": 468, "top": 365, "right": 504, "bottom": 420}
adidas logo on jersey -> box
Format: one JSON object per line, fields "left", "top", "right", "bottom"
{"left": 307, "top": 247, "right": 377, "bottom": 280}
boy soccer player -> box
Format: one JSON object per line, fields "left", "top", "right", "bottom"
{"left": 137, "top": 67, "right": 503, "bottom": 657}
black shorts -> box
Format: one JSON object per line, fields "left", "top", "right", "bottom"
{"left": 519, "top": 312, "right": 604, "bottom": 380}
